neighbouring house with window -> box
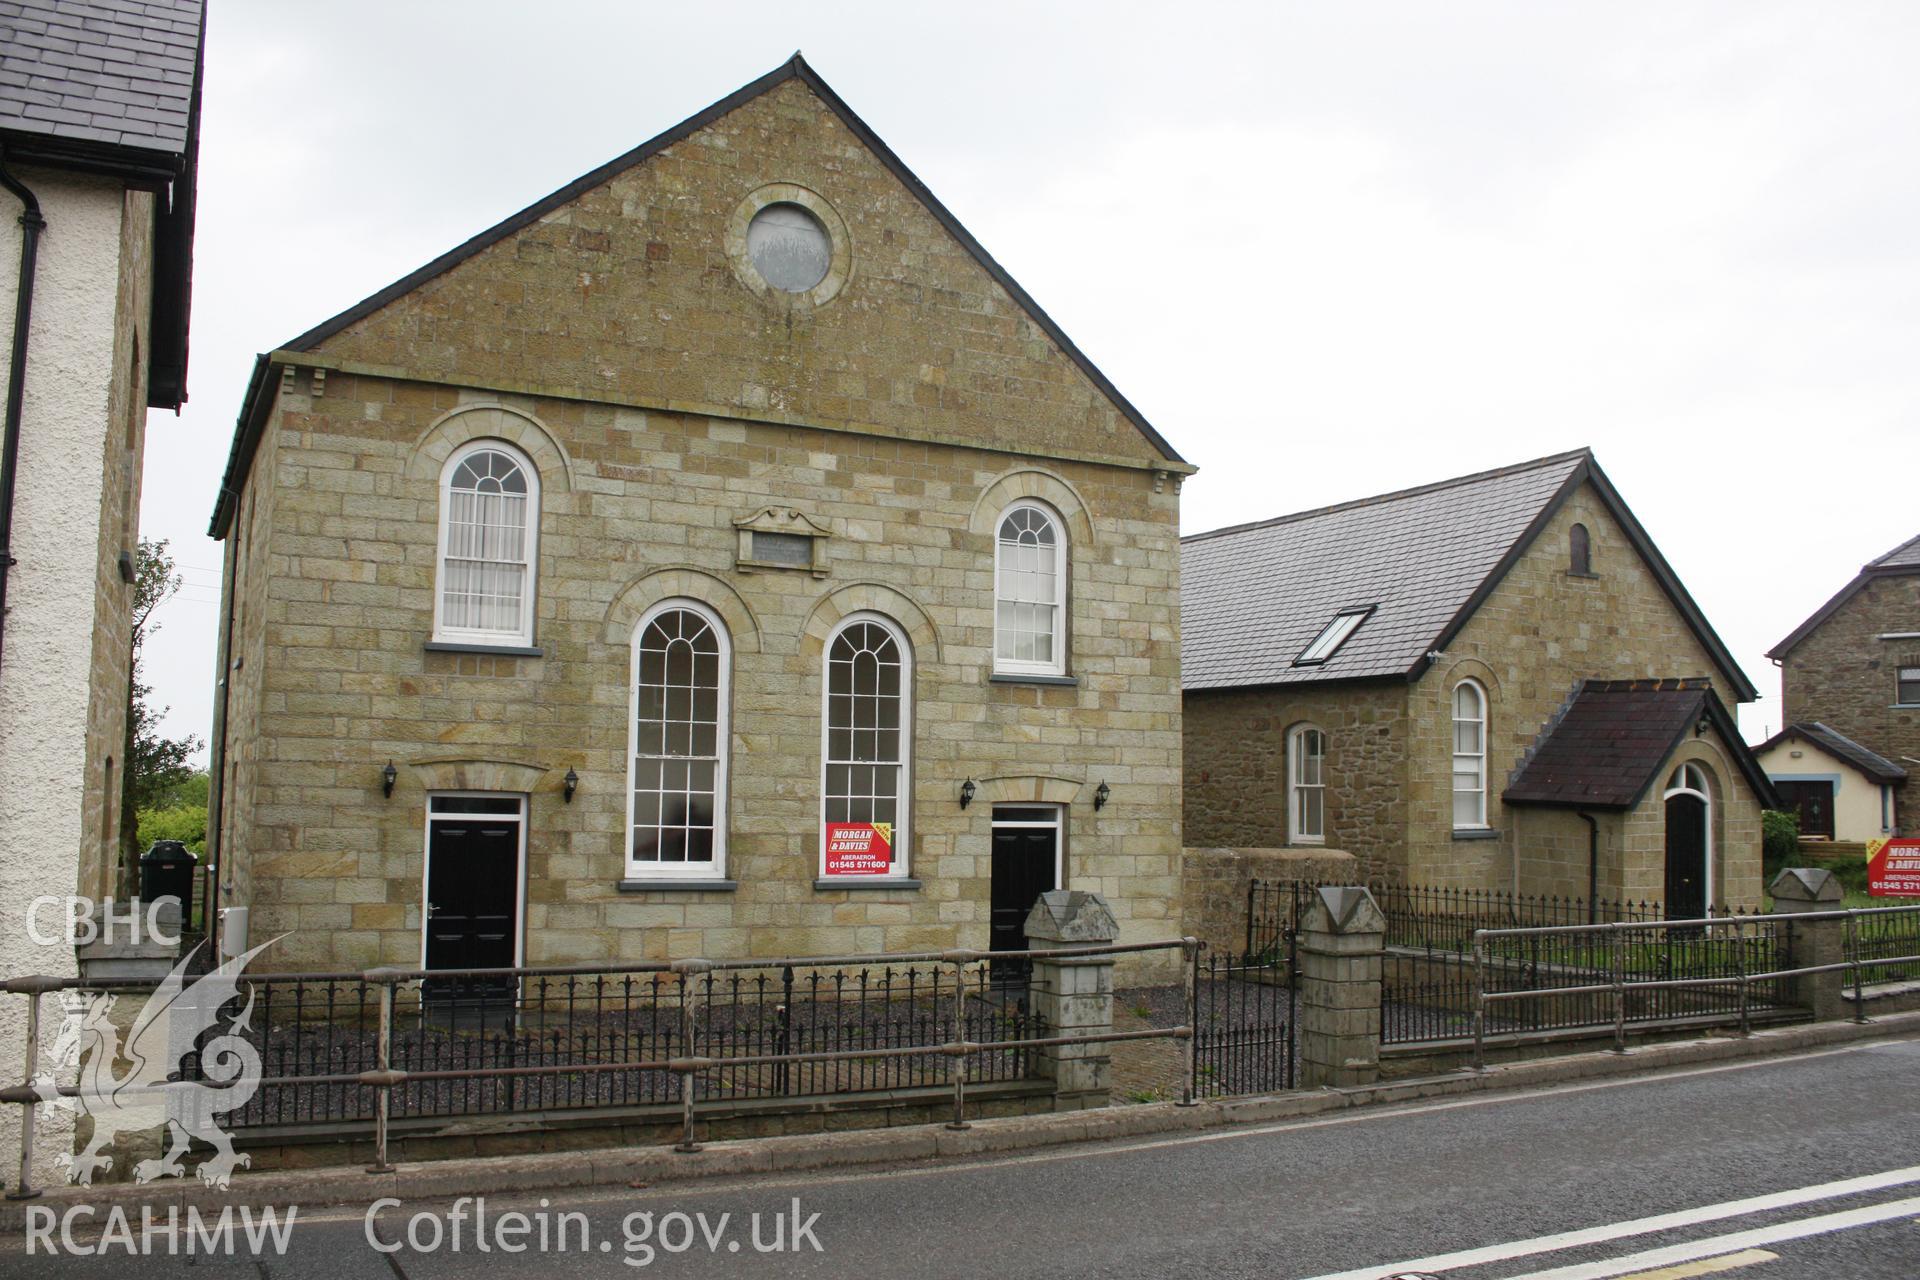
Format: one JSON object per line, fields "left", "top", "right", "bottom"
{"left": 0, "top": 0, "right": 204, "bottom": 1185}
{"left": 1181, "top": 449, "right": 1774, "bottom": 911}
{"left": 1752, "top": 722, "right": 1904, "bottom": 844}
{"left": 204, "top": 56, "right": 1191, "bottom": 975}
{"left": 1764, "top": 534, "right": 1920, "bottom": 839}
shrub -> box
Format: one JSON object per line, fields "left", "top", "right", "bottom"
{"left": 1761, "top": 809, "right": 1800, "bottom": 870}
{"left": 138, "top": 804, "right": 206, "bottom": 856}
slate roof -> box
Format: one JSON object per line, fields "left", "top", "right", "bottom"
{"left": 1182, "top": 452, "right": 1583, "bottom": 689}
{"left": 1768, "top": 530, "right": 1920, "bottom": 660}
{"left": 1181, "top": 450, "right": 1757, "bottom": 699}
{"left": 1503, "top": 679, "right": 1774, "bottom": 810}
{"left": 1752, "top": 722, "right": 1908, "bottom": 785}
{"left": 0, "top": 0, "right": 204, "bottom": 408}
{"left": 1869, "top": 534, "right": 1920, "bottom": 570}
{"left": 0, "top": 0, "right": 201, "bottom": 155}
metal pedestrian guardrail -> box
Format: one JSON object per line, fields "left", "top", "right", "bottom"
{"left": 1469, "top": 904, "right": 1920, "bottom": 1069}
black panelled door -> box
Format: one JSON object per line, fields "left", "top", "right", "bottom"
{"left": 990, "top": 818, "right": 1058, "bottom": 970}
{"left": 1664, "top": 793, "right": 1708, "bottom": 920}
{"left": 425, "top": 803, "right": 521, "bottom": 974}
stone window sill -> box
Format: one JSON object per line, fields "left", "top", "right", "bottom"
{"left": 1566, "top": 571, "right": 1601, "bottom": 581}
{"left": 813, "top": 878, "right": 922, "bottom": 892}
{"left": 616, "top": 879, "right": 737, "bottom": 893}
{"left": 426, "top": 640, "right": 545, "bottom": 658}
{"left": 1451, "top": 828, "right": 1501, "bottom": 842}
{"left": 989, "top": 674, "right": 1079, "bottom": 688}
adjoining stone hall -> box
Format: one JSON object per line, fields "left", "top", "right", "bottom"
{"left": 204, "top": 56, "right": 1191, "bottom": 974}
{"left": 1181, "top": 449, "right": 1777, "bottom": 911}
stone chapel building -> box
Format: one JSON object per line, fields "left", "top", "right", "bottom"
{"left": 204, "top": 56, "right": 1191, "bottom": 973}
{"left": 1763, "top": 533, "right": 1919, "bottom": 838}
{"left": 1182, "top": 449, "right": 1775, "bottom": 911}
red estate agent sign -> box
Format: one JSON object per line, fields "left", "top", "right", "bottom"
{"left": 824, "top": 822, "right": 894, "bottom": 876}
{"left": 1866, "top": 837, "right": 1920, "bottom": 897}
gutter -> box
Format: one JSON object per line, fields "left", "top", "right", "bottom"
{"left": 0, "top": 146, "right": 46, "bottom": 686}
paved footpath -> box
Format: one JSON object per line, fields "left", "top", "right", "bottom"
{"left": 3, "top": 1031, "right": 1918, "bottom": 1277}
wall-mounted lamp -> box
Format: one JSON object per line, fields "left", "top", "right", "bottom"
{"left": 381, "top": 761, "right": 398, "bottom": 799}
{"left": 1094, "top": 780, "right": 1111, "bottom": 811}
{"left": 959, "top": 777, "right": 976, "bottom": 810}
{"left": 563, "top": 767, "right": 579, "bottom": 804}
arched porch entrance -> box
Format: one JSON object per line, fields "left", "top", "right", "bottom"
{"left": 1663, "top": 763, "right": 1712, "bottom": 918}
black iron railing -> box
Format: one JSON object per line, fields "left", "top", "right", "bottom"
{"left": 221, "top": 961, "right": 1041, "bottom": 1128}
{"left": 1248, "top": 878, "right": 1769, "bottom": 1045}
{"left": 1469, "top": 905, "right": 1920, "bottom": 1065}
{"left": 1250, "top": 878, "right": 1763, "bottom": 954}
{"left": 1192, "top": 946, "right": 1295, "bottom": 1097}
{"left": 1, "top": 939, "right": 1209, "bottom": 1192}
{"left": 1855, "top": 907, "right": 1920, "bottom": 984}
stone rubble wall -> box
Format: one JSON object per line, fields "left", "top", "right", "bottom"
{"left": 1181, "top": 846, "right": 1361, "bottom": 954}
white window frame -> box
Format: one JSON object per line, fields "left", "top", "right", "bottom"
{"left": 819, "top": 611, "right": 914, "bottom": 880}
{"left": 1288, "top": 723, "right": 1327, "bottom": 845}
{"left": 1663, "top": 763, "right": 1715, "bottom": 911}
{"left": 993, "top": 500, "right": 1068, "bottom": 677}
{"left": 990, "top": 803, "right": 1066, "bottom": 889}
{"left": 418, "top": 791, "right": 528, "bottom": 971}
{"left": 625, "top": 599, "right": 731, "bottom": 880}
{"left": 1896, "top": 666, "right": 1920, "bottom": 708}
{"left": 1451, "top": 678, "right": 1489, "bottom": 830}
{"left": 433, "top": 439, "right": 540, "bottom": 647}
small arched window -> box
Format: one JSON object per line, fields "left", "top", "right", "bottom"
{"left": 628, "top": 602, "right": 730, "bottom": 877}
{"left": 1451, "top": 679, "right": 1488, "bottom": 830}
{"left": 994, "top": 502, "right": 1067, "bottom": 676}
{"left": 1288, "top": 724, "right": 1327, "bottom": 845}
{"left": 1666, "top": 762, "right": 1709, "bottom": 798}
{"left": 1569, "top": 523, "right": 1592, "bottom": 575}
{"left": 822, "top": 614, "right": 913, "bottom": 878}
{"left": 435, "top": 441, "right": 539, "bottom": 646}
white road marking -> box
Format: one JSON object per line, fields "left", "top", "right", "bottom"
{"left": 1296, "top": 1166, "right": 1920, "bottom": 1280}
{"left": 1612, "top": 1248, "right": 1777, "bottom": 1278}
{"left": 1505, "top": 1195, "right": 1920, "bottom": 1279}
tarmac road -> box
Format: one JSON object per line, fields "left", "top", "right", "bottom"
{"left": 3, "top": 1035, "right": 1917, "bottom": 1279}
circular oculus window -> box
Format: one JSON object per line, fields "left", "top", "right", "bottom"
{"left": 746, "top": 203, "right": 832, "bottom": 293}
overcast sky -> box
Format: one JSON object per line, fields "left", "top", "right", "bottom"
{"left": 140, "top": 2, "right": 1920, "bottom": 762}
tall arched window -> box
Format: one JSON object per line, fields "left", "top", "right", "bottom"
{"left": 1569, "top": 522, "right": 1592, "bottom": 575}
{"left": 1288, "top": 724, "right": 1327, "bottom": 845}
{"left": 821, "top": 614, "right": 912, "bottom": 878}
{"left": 995, "top": 502, "right": 1067, "bottom": 676}
{"left": 628, "top": 602, "right": 730, "bottom": 878}
{"left": 435, "top": 441, "right": 539, "bottom": 646}
{"left": 1451, "top": 679, "right": 1488, "bottom": 830}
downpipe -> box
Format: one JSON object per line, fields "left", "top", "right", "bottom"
{"left": 0, "top": 147, "right": 46, "bottom": 687}
{"left": 1579, "top": 812, "right": 1599, "bottom": 925}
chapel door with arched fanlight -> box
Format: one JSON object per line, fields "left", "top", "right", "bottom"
{"left": 1663, "top": 764, "right": 1711, "bottom": 920}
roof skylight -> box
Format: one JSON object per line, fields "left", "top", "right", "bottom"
{"left": 1294, "top": 607, "right": 1373, "bottom": 666}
